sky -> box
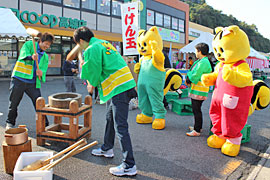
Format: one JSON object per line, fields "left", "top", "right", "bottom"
{"left": 205, "top": 0, "right": 270, "bottom": 40}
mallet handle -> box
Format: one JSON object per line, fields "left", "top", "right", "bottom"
{"left": 32, "top": 37, "right": 41, "bottom": 80}
{"left": 67, "top": 44, "right": 81, "bottom": 61}
{"left": 44, "top": 138, "right": 87, "bottom": 163}
{"left": 73, "top": 141, "right": 98, "bottom": 155}
{"left": 39, "top": 142, "right": 87, "bottom": 171}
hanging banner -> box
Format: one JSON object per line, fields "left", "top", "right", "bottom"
{"left": 121, "top": 2, "right": 139, "bottom": 55}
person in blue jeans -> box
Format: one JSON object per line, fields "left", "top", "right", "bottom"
{"left": 73, "top": 26, "right": 137, "bottom": 176}
{"left": 6, "top": 33, "right": 54, "bottom": 130}
{"left": 62, "top": 50, "right": 78, "bottom": 92}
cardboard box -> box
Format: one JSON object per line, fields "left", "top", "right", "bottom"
{"left": 14, "top": 151, "right": 54, "bottom": 180}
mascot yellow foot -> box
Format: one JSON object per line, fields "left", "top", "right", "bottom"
{"left": 136, "top": 114, "right": 152, "bottom": 124}
{"left": 152, "top": 119, "right": 165, "bottom": 130}
{"left": 221, "top": 141, "right": 240, "bottom": 157}
{"left": 207, "top": 135, "right": 226, "bottom": 149}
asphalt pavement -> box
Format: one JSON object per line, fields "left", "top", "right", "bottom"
{"left": 0, "top": 77, "right": 270, "bottom": 180}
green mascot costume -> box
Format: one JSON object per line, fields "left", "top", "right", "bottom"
{"left": 134, "top": 26, "right": 166, "bottom": 130}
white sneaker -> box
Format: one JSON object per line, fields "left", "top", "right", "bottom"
{"left": 186, "top": 130, "right": 201, "bottom": 137}
{"left": 188, "top": 126, "right": 202, "bottom": 133}
{"left": 5, "top": 123, "right": 15, "bottom": 130}
{"left": 91, "top": 148, "right": 114, "bottom": 158}
{"left": 109, "top": 164, "right": 137, "bottom": 176}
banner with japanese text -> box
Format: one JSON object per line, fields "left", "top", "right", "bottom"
{"left": 121, "top": 2, "right": 139, "bottom": 55}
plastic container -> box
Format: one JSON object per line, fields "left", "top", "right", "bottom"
{"left": 165, "top": 91, "right": 179, "bottom": 101}
{"left": 209, "top": 124, "right": 251, "bottom": 143}
{"left": 171, "top": 99, "right": 193, "bottom": 116}
{"left": 180, "top": 88, "right": 189, "bottom": 98}
{"left": 14, "top": 151, "right": 53, "bottom": 180}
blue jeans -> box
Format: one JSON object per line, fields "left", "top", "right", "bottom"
{"left": 6, "top": 78, "right": 48, "bottom": 126}
{"left": 101, "top": 89, "right": 135, "bottom": 168}
{"left": 64, "top": 76, "right": 76, "bottom": 92}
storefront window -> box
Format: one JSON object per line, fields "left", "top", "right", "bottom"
{"left": 179, "top": 19, "right": 185, "bottom": 32}
{"left": 112, "top": 0, "right": 122, "bottom": 16}
{"left": 44, "top": 0, "right": 61, "bottom": 3}
{"left": 147, "top": 9, "right": 154, "bottom": 25}
{"left": 164, "top": 15, "right": 171, "bottom": 29}
{"left": 0, "top": 38, "right": 18, "bottom": 76}
{"left": 172, "top": 17, "right": 178, "bottom": 30}
{"left": 63, "top": 0, "right": 80, "bottom": 8}
{"left": 155, "top": 12, "right": 163, "bottom": 26}
{"left": 82, "top": 0, "right": 96, "bottom": 11}
{"left": 97, "top": 0, "right": 111, "bottom": 15}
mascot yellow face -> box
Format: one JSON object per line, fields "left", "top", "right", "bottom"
{"left": 212, "top": 25, "right": 250, "bottom": 64}
{"left": 137, "top": 26, "right": 163, "bottom": 56}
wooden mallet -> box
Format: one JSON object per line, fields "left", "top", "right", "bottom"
{"left": 66, "top": 44, "right": 81, "bottom": 61}
{"left": 21, "top": 138, "right": 87, "bottom": 171}
{"left": 39, "top": 140, "right": 98, "bottom": 171}
{"left": 26, "top": 28, "right": 42, "bottom": 80}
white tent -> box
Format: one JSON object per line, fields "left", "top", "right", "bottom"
{"left": 246, "top": 47, "right": 269, "bottom": 69}
{"left": 249, "top": 47, "right": 267, "bottom": 60}
{"left": 180, "top": 33, "right": 268, "bottom": 60}
{"left": 179, "top": 32, "right": 214, "bottom": 53}
{"left": 0, "top": 8, "right": 28, "bottom": 37}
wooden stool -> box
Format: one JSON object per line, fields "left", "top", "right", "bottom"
{"left": 36, "top": 95, "right": 92, "bottom": 146}
{"left": 2, "top": 139, "right": 32, "bottom": 174}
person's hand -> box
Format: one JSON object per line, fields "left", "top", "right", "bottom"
{"left": 75, "top": 69, "right": 79, "bottom": 74}
{"left": 185, "top": 81, "right": 191, "bottom": 88}
{"left": 32, "top": 53, "right": 38, "bottom": 61}
{"left": 87, "top": 84, "right": 94, "bottom": 94}
{"left": 71, "top": 68, "right": 76, "bottom": 72}
{"left": 36, "top": 69, "right": 43, "bottom": 77}
{"left": 80, "top": 60, "right": 85, "bottom": 69}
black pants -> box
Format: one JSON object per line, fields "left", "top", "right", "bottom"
{"left": 94, "top": 87, "right": 99, "bottom": 99}
{"left": 7, "top": 78, "right": 48, "bottom": 126}
{"left": 163, "top": 96, "right": 168, "bottom": 108}
{"left": 191, "top": 99, "right": 204, "bottom": 132}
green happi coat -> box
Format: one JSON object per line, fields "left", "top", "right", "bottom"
{"left": 187, "top": 57, "right": 212, "bottom": 98}
{"left": 81, "top": 37, "right": 136, "bottom": 104}
{"left": 12, "top": 41, "right": 49, "bottom": 88}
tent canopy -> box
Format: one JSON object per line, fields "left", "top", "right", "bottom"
{"left": 249, "top": 47, "right": 267, "bottom": 60}
{"left": 180, "top": 32, "right": 268, "bottom": 61}
{"left": 0, "top": 8, "right": 28, "bottom": 38}
{"left": 179, "top": 32, "right": 214, "bottom": 53}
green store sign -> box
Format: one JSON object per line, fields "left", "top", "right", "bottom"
{"left": 6, "top": 7, "right": 87, "bottom": 29}
{"left": 157, "top": 27, "right": 180, "bottom": 43}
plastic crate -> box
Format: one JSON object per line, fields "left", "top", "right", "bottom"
{"left": 165, "top": 91, "right": 179, "bottom": 101}
{"left": 209, "top": 124, "right": 251, "bottom": 143}
{"left": 180, "top": 88, "right": 189, "bottom": 98}
{"left": 171, "top": 99, "right": 193, "bottom": 116}
{"left": 241, "top": 124, "right": 251, "bottom": 143}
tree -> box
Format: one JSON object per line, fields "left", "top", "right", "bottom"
{"left": 181, "top": 0, "right": 270, "bottom": 52}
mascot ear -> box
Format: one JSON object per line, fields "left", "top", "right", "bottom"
{"left": 149, "top": 26, "right": 159, "bottom": 35}
{"left": 215, "top": 27, "right": 223, "bottom": 34}
{"left": 227, "top": 25, "right": 239, "bottom": 35}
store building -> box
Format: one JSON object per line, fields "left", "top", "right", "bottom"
{"left": 0, "top": 0, "right": 189, "bottom": 77}
{"left": 188, "top": 21, "right": 213, "bottom": 43}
